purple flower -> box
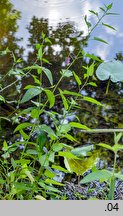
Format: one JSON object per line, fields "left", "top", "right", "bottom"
{"left": 65, "top": 57, "right": 71, "bottom": 66}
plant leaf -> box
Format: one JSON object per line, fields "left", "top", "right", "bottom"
{"left": 59, "top": 89, "right": 69, "bottom": 110}
{"left": 0, "top": 95, "right": 5, "bottom": 102}
{"left": 71, "top": 145, "right": 93, "bottom": 158}
{"left": 44, "top": 89, "right": 55, "bottom": 108}
{"left": 37, "top": 124, "right": 57, "bottom": 140}
{"left": 73, "top": 71, "right": 82, "bottom": 86}
{"left": 14, "top": 123, "right": 33, "bottom": 133}
{"left": 42, "top": 67, "right": 53, "bottom": 85}
{"left": 61, "top": 69, "right": 73, "bottom": 78}
{"left": 102, "top": 23, "right": 116, "bottom": 31}
{"left": 69, "top": 122, "right": 90, "bottom": 130}
{"left": 83, "top": 96, "right": 103, "bottom": 106}
{"left": 97, "top": 143, "right": 114, "bottom": 152}
{"left": 20, "top": 87, "right": 42, "bottom": 104}
{"left": 80, "top": 170, "right": 112, "bottom": 184}
{"left": 96, "top": 60, "right": 123, "bottom": 82}
{"left": 93, "top": 37, "right": 109, "bottom": 44}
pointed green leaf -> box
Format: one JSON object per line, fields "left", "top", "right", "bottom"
{"left": 0, "top": 95, "right": 5, "bottom": 102}
{"left": 37, "top": 124, "right": 57, "bottom": 140}
{"left": 42, "top": 67, "right": 53, "bottom": 85}
{"left": 102, "top": 23, "right": 116, "bottom": 31}
{"left": 59, "top": 89, "right": 68, "bottom": 110}
{"left": 73, "top": 71, "right": 82, "bottom": 86}
{"left": 20, "top": 88, "right": 42, "bottom": 104}
{"left": 69, "top": 122, "right": 90, "bottom": 131}
{"left": 85, "top": 53, "right": 102, "bottom": 62}
{"left": 52, "top": 165, "right": 70, "bottom": 173}
{"left": 14, "top": 123, "right": 33, "bottom": 133}
{"left": 83, "top": 96, "right": 103, "bottom": 106}
{"left": 93, "top": 37, "right": 109, "bottom": 44}
{"left": 45, "top": 179, "right": 64, "bottom": 186}
{"left": 63, "top": 90, "right": 82, "bottom": 97}
{"left": 58, "top": 151, "right": 80, "bottom": 159}
{"left": 97, "top": 143, "right": 114, "bottom": 152}
{"left": 113, "top": 144, "right": 123, "bottom": 153}
{"left": 44, "top": 89, "right": 55, "bottom": 108}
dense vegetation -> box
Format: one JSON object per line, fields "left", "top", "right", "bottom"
{"left": 1, "top": 1, "right": 123, "bottom": 200}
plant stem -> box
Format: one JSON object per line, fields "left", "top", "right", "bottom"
{"left": 108, "top": 152, "right": 117, "bottom": 200}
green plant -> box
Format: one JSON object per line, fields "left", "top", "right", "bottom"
{"left": 80, "top": 132, "right": 123, "bottom": 200}
{"left": 0, "top": 2, "right": 121, "bottom": 200}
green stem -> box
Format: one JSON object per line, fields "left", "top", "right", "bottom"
{"left": 108, "top": 152, "right": 117, "bottom": 200}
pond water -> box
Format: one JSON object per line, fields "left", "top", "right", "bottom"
{"left": 1, "top": 0, "right": 123, "bottom": 148}
{"left": 9, "top": 0, "right": 123, "bottom": 60}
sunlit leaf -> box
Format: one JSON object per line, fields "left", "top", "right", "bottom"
{"left": 45, "top": 179, "right": 64, "bottom": 186}
{"left": 63, "top": 90, "right": 82, "bottom": 97}
{"left": 73, "top": 71, "right": 82, "bottom": 86}
{"left": 58, "top": 151, "right": 80, "bottom": 159}
{"left": 52, "top": 165, "right": 70, "bottom": 173}
{"left": 44, "top": 169, "right": 56, "bottom": 178}
{"left": 69, "top": 122, "right": 90, "bottom": 130}
{"left": 64, "top": 153, "right": 98, "bottom": 175}
{"left": 57, "top": 124, "right": 71, "bottom": 136}
{"left": 113, "top": 144, "right": 123, "bottom": 153}
{"left": 0, "top": 95, "right": 5, "bottom": 102}
{"left": 35, "top": 195, "right": 46, "bottom": 200}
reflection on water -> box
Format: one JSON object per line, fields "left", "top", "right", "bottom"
{"left": 10, "top": 0, "right": 123, "bottom": 60}
{"left": 1, "top": 0, "right": 123, "bottom": 147}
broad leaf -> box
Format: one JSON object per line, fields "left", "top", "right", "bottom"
{"left": 37, "top": 124, "right": 57, "bottom": 140}
{"left": 20, "top": 87, "right": 42, "bottom": 104}
{"left": 58, "top": 151, "right": 80, "bottom": 159}
{"left": 96, "top": 60, "right": 123, "bottom": 82}
{"left": 64, "top": 153, "right": 98, "bottom": 175}
{"left": 61, "top": 69, "right": 73, "bottom": 78}
{"left": 113, "top": 144, "right": 123, "bottom": 153}
{"left": 80, "top": 170, "right": 112, "bottom": 184}
{"left": 71, "top": 145, "right": 93, "bottom": 158}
